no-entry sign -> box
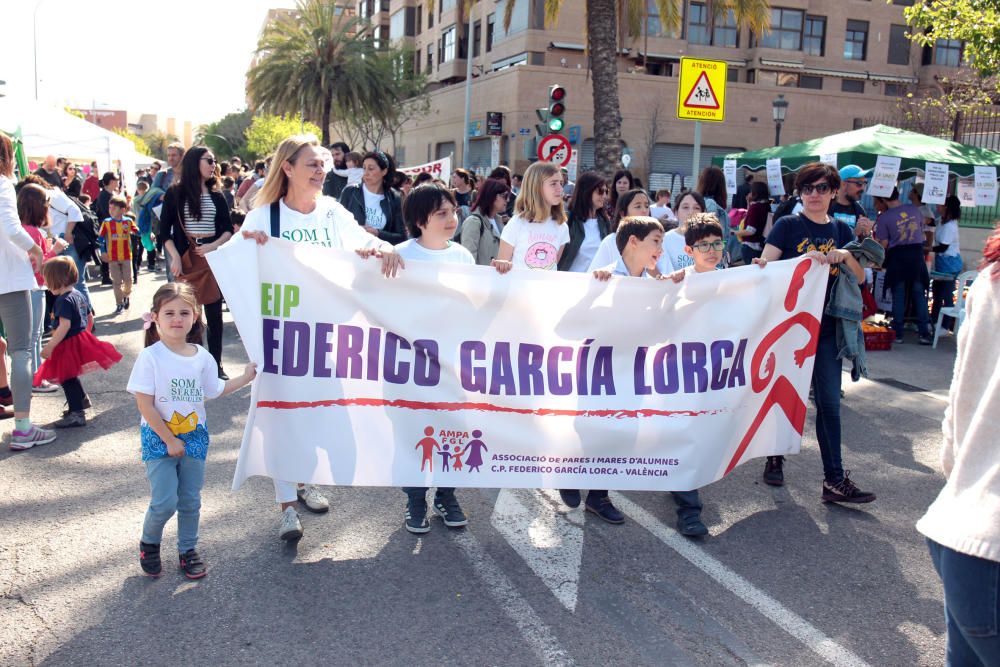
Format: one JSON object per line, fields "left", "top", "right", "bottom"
{"left": 537, "top": 133, "right": 572, "bottom": 166}
{"left": 677, "top": 57, "right": 727, "bottom": 122}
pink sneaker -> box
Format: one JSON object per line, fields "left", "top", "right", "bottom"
{"left": 10, "top": 425, "right": 57, "bottom": 451}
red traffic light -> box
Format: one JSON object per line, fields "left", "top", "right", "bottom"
{"left": 549, "top": 102, "right": 565, "bottom": 117}
{"left": 549, "top": 85, "right": 566, "bottom": 102}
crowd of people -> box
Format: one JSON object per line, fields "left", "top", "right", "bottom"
{"left": 2, "top": 131, "right": 998, "bottom": 664}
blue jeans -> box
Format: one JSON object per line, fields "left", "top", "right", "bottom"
{"left": 29, "top": 289, "right": 44, "bottom": 375}
{"left": 740, "top": 245, "right": 762, "bottom": 266}
{"left": 892, "top": 281, "right": 930, "bottom": 339}
{"left": 63, "top": 245, "right": 92, "bottom": 312}
{"left": 672, "top": 490, "right": 702, "bottom": 520}
{"left": 403, "top": 487, "right": 456, "bottom": 501}
{"left": 928, "top": 539, "right": 1000, "bottom": 666}
{"left": 142, "top": 455, "right": 206, "bottom": 552}
{"left": 813, "top": 327, "right": 844, "bottom": 484}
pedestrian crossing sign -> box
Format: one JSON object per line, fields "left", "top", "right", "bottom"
{"left": 677, "top": 57, "right": 727, "bottom": 122}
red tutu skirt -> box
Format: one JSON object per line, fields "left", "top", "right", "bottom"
{"left": 34, "top": 331, "right": 122, "bottom": 385}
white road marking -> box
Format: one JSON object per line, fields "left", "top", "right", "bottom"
{"left": 491, "top": 488, "right": 584, "bottom": 612}
{"left": 611, "top": 492, "right": 872, "bottom": 667}
{"left": 451, "top": 530, "right": 574, "bottom": 667}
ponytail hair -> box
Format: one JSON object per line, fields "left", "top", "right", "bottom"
{"left": 144, "top": 283, "right": 203, "bottom": 348}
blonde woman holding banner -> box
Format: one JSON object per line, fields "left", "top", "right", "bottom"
{"left": 237, "top": 134, "right": 403, "bottom": 542}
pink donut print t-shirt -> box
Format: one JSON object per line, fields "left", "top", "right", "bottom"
{"left": 500, "top": 215, "right": 571, "bottom": 270}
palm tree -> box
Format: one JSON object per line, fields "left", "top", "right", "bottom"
{"left": 503, "top": 0, "right": 770, "bottom": 177}
{"left": 246, "top": 0, "right": 393, "bottom": 145}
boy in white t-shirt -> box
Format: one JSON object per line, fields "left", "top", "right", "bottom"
{"left": 397, "top": 184, "right": 473, "bottom": 533}
{"left": 492, "top": 162, "right": 569, "bottom": 273}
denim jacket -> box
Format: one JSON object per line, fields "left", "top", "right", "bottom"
{"left": 825, "top": 237, "right": 885, "bottom": 381}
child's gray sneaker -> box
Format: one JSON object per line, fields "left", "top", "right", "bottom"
{"left": 51, "top": 410, "right": 86, "bottom": 429}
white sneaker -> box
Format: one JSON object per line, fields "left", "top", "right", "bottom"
{"left": 279, "top": 506, "right": 303, "bottom": 541}
{"left": 297, "top": 485, "right": 330, "bottom": 513}
{"left": 32, "top": 381, "right": 59, "bottom": 394}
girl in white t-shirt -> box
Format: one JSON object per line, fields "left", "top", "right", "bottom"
{"left": 661, "top": 191, "right": 707, "bottom": 272}
{"left": 493, "top": 161, "right": 569, "bottom": 273}
{"left": 127, "top": 282, "right": 256, "bottom": 580}
{"left": 396, "top": 185, "right": 474, "bottom": 534}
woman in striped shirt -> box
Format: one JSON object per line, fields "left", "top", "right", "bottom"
{"left": 160, "top": 146, "right": 233, "bottom": 378}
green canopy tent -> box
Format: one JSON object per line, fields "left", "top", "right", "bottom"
{"left": 711, "top": 124, "right": 1000, "bottom": 177}
{"left": 2, "top": 127, "right": 29, "bottom": 179}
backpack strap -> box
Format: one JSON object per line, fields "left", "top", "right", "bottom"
{"left": 269, "top": 201, "right": 280, "bottom": 238}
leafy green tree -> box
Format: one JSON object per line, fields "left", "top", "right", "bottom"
{"left": 197, "top": 110, "right": 254, "bottom": 161}
{"left": 112, "top": 127, "right": 150, "bottom": 156}
{"left": 144, "top": 132, "right": 180, "bottom": 160}
{"left": 901, "top": 0, "right": 1000, "bottom": 78}
{"left": 245, "top": 114, "right": 322, "bottom": 158}
{"left": 496, "top": 0, "right": 770, "bottom": 177}
{"left": 331, "top": 46, "right": 431, "bottom": 154}
{"left": 247, "top": 0, "right": 394, "bottom": 144}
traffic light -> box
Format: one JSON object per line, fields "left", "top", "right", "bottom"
{"left": 535, "top": 108, "right": 550, "bottom": 138}
{"left": 535, "top": 84, "right": 568, "bottom": 138}
{"left": 547, "top": 85, "right": 567, "bottom": 133}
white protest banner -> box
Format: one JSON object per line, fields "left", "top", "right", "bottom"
{"left": 723, "top": 159, "right": 738, "bottom": 206}
{"left": 974, "top": 165, "right": 998, "bottom": 206}
{"left": 399, "top": 155, "right": 452, "bottom": 182}
{"left": 819, "top": 152, "right": 838, "bottom": 168}
{"left": 209, "top": 241, "right": 827, "bottom": 493}
{"left": 922, "top": 162, "right": 949, "bottom": 205}
{"left": 766, "top": 158, "right": 785, "bottom": 196}
{"left": 957, "top": 178, "right": 977, "bottom": 207}
{"left": 867, "top": 155, "right": 901, "bottom": 198}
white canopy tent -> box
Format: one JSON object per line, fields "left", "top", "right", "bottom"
{"left": 0, "top": 97, "right": 138, "bottom": 192}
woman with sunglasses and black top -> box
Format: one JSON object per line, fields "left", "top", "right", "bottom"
{"left": 339, "top": 151, "right": 405, "bottom": 245}
{"left": 558, "top": 171, "right": 611, "bottom": 272}
{"left": 758, "top": 162, "right": 875, "bottom": 505}
{"left": 160, "top": 147, "right": 233, "bottom": 378}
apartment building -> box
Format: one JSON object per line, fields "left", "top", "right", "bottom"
{"left": 382, "top": 0, "right": 968, "bottom": 187}
{"left": 74, "top": 108, "right": 196, "bottom": 148}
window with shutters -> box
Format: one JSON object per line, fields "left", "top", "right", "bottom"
{"left": 757, "top": 8, "right": 804, "bottom": 50}
{"left": 842, "top": 79, "right": 865, "bottom": 93}
{"left": 804, "top": 16, "right": 825, "bottom": 56}
{"left": 844, "top": 20, "right": 868, "bottom": 61}
{"left": 888, "top": 25, "right": 910, "bottom": 65}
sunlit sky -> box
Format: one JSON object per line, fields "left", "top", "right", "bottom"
{"left": 1, "top": 0, "right": 296, "bottom": 125}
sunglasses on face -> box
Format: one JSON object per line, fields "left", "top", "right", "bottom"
{"left": 201, "top": 157, "right": 216, "bottom": 165}
{"left": 800, "top": 182, "right": 832, "bottom": 195}
{"left": 846, "top": 179, "right": 867, "bottom": 187}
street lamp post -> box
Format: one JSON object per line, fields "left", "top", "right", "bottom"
{"left": 772, "top": 94, "right": 789, "bottom": 147}
{"left": 33, "top": 0, "right": 47, "bottom": 101}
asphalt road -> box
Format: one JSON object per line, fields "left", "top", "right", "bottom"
{"left": 1, "top": 265, "right": 954, "bottom": 667}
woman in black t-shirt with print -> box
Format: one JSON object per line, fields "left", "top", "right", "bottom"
{"left": 759, "top": 162, "right": 875, "bottom": 505}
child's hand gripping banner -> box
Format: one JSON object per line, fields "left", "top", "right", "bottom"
{"left": 208, "top": 239, "right": 826, "bottom": 492}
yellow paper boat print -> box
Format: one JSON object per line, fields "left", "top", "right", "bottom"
{"left": 166, "top": 411, "right": 199, "bottom": 436}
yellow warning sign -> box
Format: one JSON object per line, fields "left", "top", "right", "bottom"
{"left": 676, "top": 57, "right": 727, "bottom": 122}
